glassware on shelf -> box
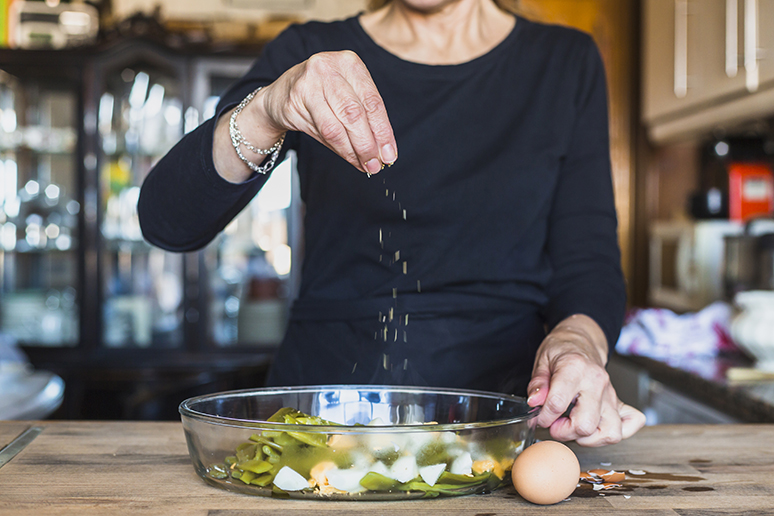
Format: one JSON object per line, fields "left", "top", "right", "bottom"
{"left": 98, "top": 58, "right": 186, "bottom": 348}
{"left": 0, "top": 66, "right": 79, "bottom": 347}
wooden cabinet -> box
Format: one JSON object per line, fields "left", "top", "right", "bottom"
{"left": 642, "top": 0, "right": 774, "bottom": 143}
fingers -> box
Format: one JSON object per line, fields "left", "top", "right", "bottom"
{"left": 528, "top": 343, "right": 645, "bottom": 446}
{"left": 274, "top": 51, "right": 397, "bottom": 175}
{"left": 619, "top": 402, "right": 647, "bottom": 439}
{"left": 531, "top": 353, "right": 608, "bottom": 434}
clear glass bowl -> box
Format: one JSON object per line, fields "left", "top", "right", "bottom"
{"left": 180, "top": 385, "right": 539, "bottom": 500}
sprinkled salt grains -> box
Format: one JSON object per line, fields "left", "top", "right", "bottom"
{"left": 417, "top": 281, "right": 421, "bottom": 292}
{"left": 403, "top": 262, "right": 407, "bottom": 274}
{"left": 352, "top": 363, "right": 357, "bottom": 373}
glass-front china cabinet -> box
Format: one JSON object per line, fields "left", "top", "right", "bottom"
{"left": 0, "top": 37, "right": 298, "bottom": 420}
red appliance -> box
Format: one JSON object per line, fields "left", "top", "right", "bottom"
{"left": 728, "top": 162, "right": 774, "bottom": 222}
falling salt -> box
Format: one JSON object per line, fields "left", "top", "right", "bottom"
{"left": 389, "top": 308, "right": 394, "bottom": 322}
{"left": 394, "top": 329, "right": 398, "bottom": 342}
{"left": 403, "top": 261, "right": 407, "bottom": 274}
{"left": 403, "top": 331, "right": 407, "bottom": 342}
{"left": 385, "top": 189, "right": 389, "bottom": 196}
{"left": 403, "top": 209, "right": 407, "bottom": 220}
{"left": 403, "top": 358, "right": 408, "bottom": 370}
{"left": 393, "top": 288, "right": 397, "bottom": 299}
{"left": 394, "top": 251, "right": 400, "bottom": 261}
{"left": 352, "top": 362, "right": 357, "bottom": 373}
{"left": 405, "top": 314, "right": 409, "bottom": 326}
{"left": 417, "top": 280, "right": 421, "bottom": 292}
{"left": 383, "top": 353, "right": 389, "bottom": 370}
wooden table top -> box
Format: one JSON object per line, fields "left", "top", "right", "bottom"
{"left": 1, "top": 421, "right": 773, "bottom": 515}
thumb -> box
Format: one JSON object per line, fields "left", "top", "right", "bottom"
{"left": 527, "top": 368, "right": 550, "bottom": 407}
{"left": 619, "top": 402, "right": 647, "bottom": 439}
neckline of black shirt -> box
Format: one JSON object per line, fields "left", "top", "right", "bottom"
{"left": 343, "top": 13, "right": 527, "bottom": 79}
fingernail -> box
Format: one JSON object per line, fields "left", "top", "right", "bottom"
{"left": 381, "top": 144, "right": 397, "bottom": 164}
{"left": 365, "top": 158, "right": 382, "bottom": 174}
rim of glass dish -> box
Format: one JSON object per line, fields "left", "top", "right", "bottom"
{"left": 179, "top": 384, "right": 541, "bottom": 433}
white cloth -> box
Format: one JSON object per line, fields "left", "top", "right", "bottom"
{"left": 615, "top": 302, "right": 738, "bottom": 359}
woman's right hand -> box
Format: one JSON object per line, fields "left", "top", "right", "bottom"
{"left": 215, "top": 50, "right": 398, "bottom": 182}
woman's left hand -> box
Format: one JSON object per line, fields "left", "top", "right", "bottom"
{"left": 526, "top": 314, "right": 646, "bottom": 447}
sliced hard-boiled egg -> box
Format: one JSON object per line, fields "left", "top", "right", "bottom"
{"left": 389, "top": 455, "right": 419, "bottom": 483}
{"left": 325, "top": 467, "right": 369, "bottom": 493}
{"left": 419, "top": 463, "right": 447, "bottom": 487}
{"left": 273, "top": 466, "right": 309, "bottom": 491}
{"left": 450, "top": 452, "right": 473, "bottom": 475}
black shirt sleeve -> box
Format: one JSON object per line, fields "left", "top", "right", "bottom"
{"left": 137, "top": 27, "right": 307, "bottom": 252}
{"left": 543, "top": 38, "right": 627, "bottom": 351}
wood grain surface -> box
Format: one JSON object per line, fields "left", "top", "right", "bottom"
{"left": 0, "top": 423, "right": 33, "bottom": 451}
{"left": 1, "top": 422, "right": 773, "bottom": 515}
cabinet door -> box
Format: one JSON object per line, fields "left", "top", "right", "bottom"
{"left": 694, "top": 0, "right": 749, "bottom": 104}
{"left": 0, "top": 60, "right": 81, "bottom": 346}
{"left": 758, "top": 0, "right": 774, "bottom": 85}
{"left": 94, "top": 45, "right": 187, "bottom": 349}
{"left": 642, "top": 0, "right": 706, "bottom": 122}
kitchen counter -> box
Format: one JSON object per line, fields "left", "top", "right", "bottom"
{"left": 2, "top": 421, "right": 774, "bottom": 514}
{"left": 614, "top": 352, "right": 774, "bottom": 423}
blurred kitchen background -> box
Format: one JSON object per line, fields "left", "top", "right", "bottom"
{"left": 1, "top": 0, "right": 774, "bottom": 425}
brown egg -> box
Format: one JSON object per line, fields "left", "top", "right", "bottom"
{"left": 511, "top": 441, "right": 581, "bottom": 505}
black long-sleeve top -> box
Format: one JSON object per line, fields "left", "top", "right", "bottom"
{"left": 138, "top": 15, "right": 626, "bottom": 394}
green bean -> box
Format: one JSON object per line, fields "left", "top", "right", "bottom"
{"left": 267, "top": 407, "right": 297, "bottom": 422}
{"left": 206, "top": 464, "right": 228, "bottom": 480}
{"left": 250, "top": 472, "right": 275, "bottom": 487}
{"left": 224, "top": 455, "right": 238, "bottom": 466}
{"left": 237, "top": 470, "right": 256, "bottom": 484}
{"left": 263, "top": 445, "right": 281, "bottom": 464}
{"left": 273, "top": 432, "right": 296, "bottom": 447}
{"left": 359, "top": 472, "right": 400, "bottom": 491}
{"left": 236, "top": 443, "right": 257, "bottom": 463}
{"left": 238, "top": 459, "right": 273, "bottom": 474}
{"left": 250, "top": 434, "right": 283, "bottom": 451}
{"left": 287, "top": 431, "right": 327, "bottom": 448}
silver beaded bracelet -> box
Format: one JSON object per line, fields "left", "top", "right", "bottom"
{"left": 229, "top": 87, "right": 286, "bottom": 175}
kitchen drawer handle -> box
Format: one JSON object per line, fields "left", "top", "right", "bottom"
{"left": 745, "top": 0, "right": 759, "bottom": 92}
{"left": 727, "top": 0, "right": 738, "bottom": 78}
{"left": 674, "top": 0, "right": 689, "bottom": 98}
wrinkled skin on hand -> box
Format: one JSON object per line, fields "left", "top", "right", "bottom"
{"left": 526, "top": 315, "right": 646, "bottom": 447}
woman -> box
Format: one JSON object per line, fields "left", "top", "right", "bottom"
{"left": 138, "top": 0, "right": 646, "bottom": 446}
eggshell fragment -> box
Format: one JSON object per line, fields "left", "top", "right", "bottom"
{"left": 511, "top": 441, "right": 581, "bottom": 505}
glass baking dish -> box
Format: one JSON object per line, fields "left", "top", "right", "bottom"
{"left": 180, "top": 385, "right": 539, "bottom": 500}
